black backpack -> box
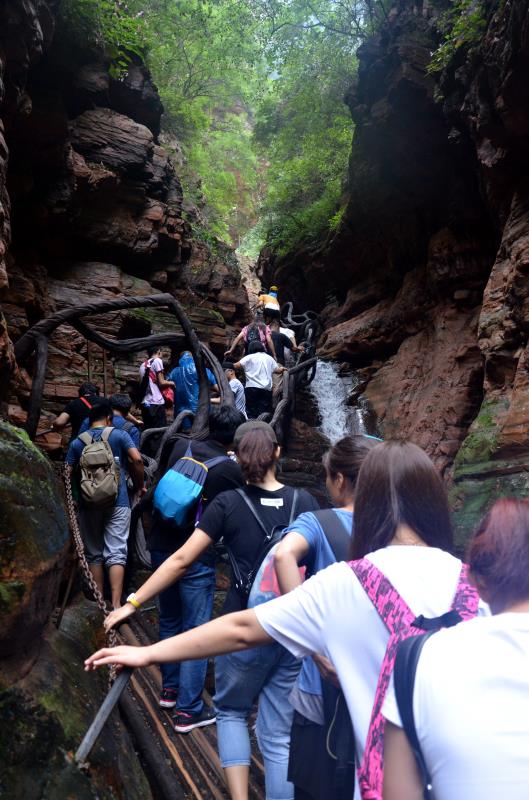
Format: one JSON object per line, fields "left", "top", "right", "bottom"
{"left": 245, "top": 323, "right": 263, "bottom": 352}
{"left": 393, "top": 633, "right": 436, "bottom": 799}
{"left": 226, "top": 487, "right": 299, "bottom": 607}
{"left": 314, "top": 509, "right": 356, "bottom": 800}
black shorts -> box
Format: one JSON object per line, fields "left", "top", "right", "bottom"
{"left": 141, "top": 404, "right": 166, "bottom": 430}
{"left": 244, "top": 387, "right": 272, "bottom": 419}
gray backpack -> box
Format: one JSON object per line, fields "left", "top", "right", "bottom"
{"left": 78, "top": 427, "right": 120, "bottom": 507}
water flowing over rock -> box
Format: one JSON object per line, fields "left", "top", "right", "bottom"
{"left": 309, "top": 360, "right": 373, "bottom": 443}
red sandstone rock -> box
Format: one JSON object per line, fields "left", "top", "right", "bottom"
{"left": 364, "top": 304, "right": 484, "bottom": 476}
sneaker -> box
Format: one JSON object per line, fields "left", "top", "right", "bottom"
{"left": 173, "top": 706, "right": 217, "bottom": 734}
{"left": 159, "top": 688, "right": 178, "bottom": 709}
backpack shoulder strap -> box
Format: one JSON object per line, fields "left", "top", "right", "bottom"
{"left": 204, "top": 455, "right": 231, "bottom": 469}
{"left": 101, "top": 427, "right": 113, "bottom": 443}
{"left": 349, "top": 558, "right": 416, "bottom": 630}
{"left": 78, "top": 431, "right": 93, "bottom": 447}
{"left": 122, "top": 421, "right": 134, "bottom": 433}
{"left": 80, "top": 396, "right": 92, "bottom": 410}
{"left": 452, "top": 563, "right": 480, "bottom": 620}
{"left": 235, "top": 488, "right": 270, "bottom": 538}
{"left": 288, "top": 488, "right": 299, "bottom": 525}
{"left": 394, "top": 633, "right": 435, "bottom": 798}
{"left": 313, "top": 509, "right": 350, "bottom": 561}
{"left": 349, "top": 558, "right": 420, "bottom": 798}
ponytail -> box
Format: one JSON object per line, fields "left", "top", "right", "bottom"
{"left": 236, "top": 428, "right": 278, "bottom": 483}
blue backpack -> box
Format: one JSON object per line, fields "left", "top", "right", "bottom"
{"left": 153, "top": 443, "right": 230, "bottom": 527}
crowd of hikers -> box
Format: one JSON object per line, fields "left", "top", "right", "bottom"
{"left": 55, "top": 291, "right": 529, "bottom": 800}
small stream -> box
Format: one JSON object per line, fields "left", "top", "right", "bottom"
{"left": 309, "top": 360, "right": 375, "bottom": 443}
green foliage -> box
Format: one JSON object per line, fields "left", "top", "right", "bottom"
{"left": 58, "top": 0, "right": 145, "bottom": 77}
{"left": 60, "top": 0, "right": 381, "bottom": 256}
{"left": 129, "top": 0, "right": 265, "bottom": 245}
{"left": 250, "top": 6, "right": 357, "bottom": 255}
{"left": 428, "top": 0, "right": 486, "bottom": 73}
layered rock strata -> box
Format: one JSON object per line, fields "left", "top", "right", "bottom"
{"left": 0, "top": 0, "right": 249, "bottom": 448}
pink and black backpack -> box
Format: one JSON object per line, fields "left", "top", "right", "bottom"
{"left": 348, "top": 557, "right": 480, "bottom": 800}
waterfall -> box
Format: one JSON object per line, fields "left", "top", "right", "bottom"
{"left": 309, "top": 360, "right": 374, "bottom": 443}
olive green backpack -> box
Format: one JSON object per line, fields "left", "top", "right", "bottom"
{"left": 78, "top": 427, "right": 120, "bottom": 507}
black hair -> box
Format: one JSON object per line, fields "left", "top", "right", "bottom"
{"left": 248, "top": 340, "right": 265, "bottom": 354}
{"left": 110, "top": 393, "right": 132, "bottom": 413}
{"left": 351, "top": 440, "right": 453, "bottom": 559}
{"left": 88, "top": 399, "right": 113, "bottom": 425}
{"left": 209, "top": 406, "right": 246, "bottom": 445}
{"left": 323, "top": 434, "right": 379, "bottom": 488}
{"left": 79, "top": 382, "right": 99, "bottom": 397}
{"left": 147, "top": 345, "right": 161, "bottom": 357}
{"left": 236, "top": 428, "right": 279, "bottom": 483}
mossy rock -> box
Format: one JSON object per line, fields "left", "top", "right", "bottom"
{"left": 0, "top": 421, "right": 69, "bottom": 657}
{"left": 453, "top": 396, "right": 509, "bottom": 468}
{"left": 0, "top": 601, "right": 152, "bottom": 799}
{"left": 452, "top": 468, "right": 529, "bottom": 554}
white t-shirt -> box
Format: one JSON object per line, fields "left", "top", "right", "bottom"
{"left": 383, "top": 613, "right": 529, "bottom": 800}
{"left": 254, "top": 548, "right": 488, "bottom": 772}
{"left": 240, "top": 353, "right": 278, "bottom": 391}
{"left": 280, "top": 326, "right": 295, "bottom": 343}
{"left": 139, "top": 356, "right": 164, "bottom": 405}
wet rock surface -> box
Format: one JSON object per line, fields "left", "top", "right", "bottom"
{"left": 0, "top": 421, "right": 68, "bottom": 659}
{"left": 0, "top": 601, "right": 153, "bottom": 800}
{"left": 0, "top": 421, "right": 149, "bottom": 799}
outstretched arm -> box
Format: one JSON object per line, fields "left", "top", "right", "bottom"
{"left": 52, "top": 411, "right": 70, "bottom": 431}
{"left": 86, "top": 608, "right": 272, "bottom": 670}
{"left": 225, "top": 331, "right": 244, "bottom": 356}
{"left": 104, "top": 528, "right": 213, "bottom": 631}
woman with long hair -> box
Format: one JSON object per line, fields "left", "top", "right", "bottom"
{"left": 383, "top": 497, "right": 529, "bottom": 800}
{"left": 103, "top": 420, "right": 319, "bottom": 800}
{"left": 87, "top": 440, "right": 484, "bottom": 799}
{"left": 274, "top": 434, "right": 379, "bottom": 800}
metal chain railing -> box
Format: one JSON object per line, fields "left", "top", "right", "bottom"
{"left": 63, "top": 465, "right": 118, "bottom": 682}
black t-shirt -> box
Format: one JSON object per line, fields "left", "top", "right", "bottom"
{"left": 271, "top": 331, "right": 292, "bottom": 365}
{"left": 147, "top": 438, "right": 244, "bottom": 561}
{"left": 64, "top": 395, "right": 101, "bottom": 438}
{"left": 199, "top": 484, "right": 320, "bottom": 612}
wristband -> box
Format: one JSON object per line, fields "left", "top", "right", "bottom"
{"left": 126, "top": 592, "right": 142, "bottom": 610}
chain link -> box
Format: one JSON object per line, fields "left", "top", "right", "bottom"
{"left": 63, "top": 465, "right": 119, "bottom": 682}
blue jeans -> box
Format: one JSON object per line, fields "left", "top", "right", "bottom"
{"left": 214, "top": 643, "right": 301, "bottom": 800}
{"left": 150, "top": 551, "right": 215, "bottom": 714}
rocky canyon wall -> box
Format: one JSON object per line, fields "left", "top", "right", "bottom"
{"left": 262, "top": 0, "right": 529, "bottom": 544}
{"left": 0, "top": 0, "right": 249, "bottom": 448}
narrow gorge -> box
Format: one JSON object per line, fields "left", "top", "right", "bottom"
{"left": 1, "top": 0, "right": 529, "bottom": 795}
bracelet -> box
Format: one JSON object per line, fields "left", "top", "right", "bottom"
{"left": 126, "top": 592, "right": 142, "bottom": 610}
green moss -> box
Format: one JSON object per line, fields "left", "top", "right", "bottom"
{"left": 452, "top": 469, "right": 529, "bottom": 553}
{"left": 453, "top": 396, "right": 509, "bottom": 469}
{"left": 0, "top": 581, "right": 26, "bottom": 613}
